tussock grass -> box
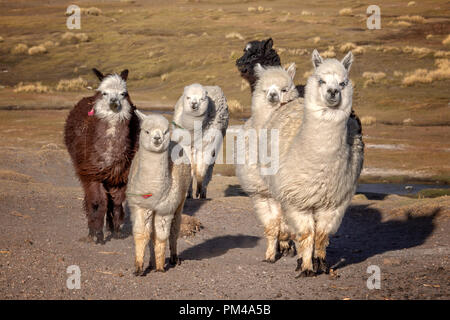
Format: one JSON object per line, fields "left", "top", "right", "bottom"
{"left": 388, "top": 21, "right": 412, "bottom": 27}
{"left": 228, "top": 99, "right": 244, "bottom": 115}
{"left": 321, "top": 46, "right": 336, "bottom": 58}
{"left": 339, "top": 8, "right": 352, "bottom": 16}
{"left": 287, "top": 48, "right": 308, "bottom": 56}
{"left": 363, "top": 72, "right": 386, "bottom": 87}
{"left": 309, "top": 36, "right": 320, "bottom": 44}
{"left": 397, "top": 15, "right": 426, "bottom": 23}
{"left": 0, "top": 36, "right": 4, "bottom": 42}
{"left": 407, "top": 1, "right": 416, "bottom": 6}
{"left": 426, "top": 34, "right": 433, "bottom": 40}
{"left": 14, "top": 82, "right": 51, "bottom": 93}
{"left": 402, "top": 46, "right": 433, "bottom": 58}
{"left": 402, "top": 59, "right": 450, "bottom": 86}
{"left": 443, "top": 35, "right": 450, "bottom": 46}
{"left": 225, "top": 32, "right": 244, "bottom": 40}
{"left": 11, "top": 43, "right": 28, "bottom": 54}
{"left": 81, "top": 7, "right": 102, "bottom": 16}
{"left": 160, "top": 73, "right": 169, "bottom": 81}
{"left": 240, "top": 79, "right": 249, "bottom": 91}
{"left": 361, "top": 116, "right": 377, "bottom": 126}
{"left": 403, "top": 118, "right": 414, "bottom": 125}
{"left": 61, "top": 32, "right": 89, "bottom": 44}
{"left": 301, "top": 10, "right": 313, "bottom": 16}
{"left": 56, "top": 77, "right": 87, "bottom": 91}
{"left": 28, "top": 45, "right": 47, "bottom": 55}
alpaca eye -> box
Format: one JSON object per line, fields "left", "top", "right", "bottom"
{"left": 121, "top": 92, "right": 128, "bottom": 97}
{"left": 102, "top": 92, "right": 107, "bottom": 96}
{"left": 340, "top": 80, "right": 348, "bottom": 87}
{"left": 145, "top": 130, "right": 149, "bottom": 134}
{"left": 186, "top": 97, "right": 190, "bottom": 100}
{"left": 282, "top": 88, "right": 288, "bottom": 93}
{"left": 318, "top": 79, "right": 325, "bottom": 85}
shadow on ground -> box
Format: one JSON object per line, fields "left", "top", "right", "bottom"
{"left": 180, "top": 234, "right": 260, "bottom": 261}
{"left": 328, "top": 205, "right": 440, "bottom": 269}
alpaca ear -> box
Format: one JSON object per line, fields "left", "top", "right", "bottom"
{"left": 254, "top": 63, "right": 265, "bottom": 76}
{"left": 264, "top": 38, "right": 273, "bottom": 51}
{"left": 134, "top": 109, "right": 146, "bottom": 122}
{"left": 120, "top": 69, "right": 129, "bottom": 81}
{"left": 286, "top": 62, "right": 296, "bottom": 80}
{"left": 341, "top": 51, "right": 354, "bottom": 72}
{"left": 92, "top": 68, "right": 104, "bottom": 81}
{"left": 312, "top": 49, "right": 323, "bottom": 69}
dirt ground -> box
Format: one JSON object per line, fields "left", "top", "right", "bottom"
{"left": 0, "top": 111, "right": 449, "bottom": 300}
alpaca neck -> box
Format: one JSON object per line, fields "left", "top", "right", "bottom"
{"left": 298, "top": 104, "right": 349, "bottom": 156}
{"left": 179, "top": 112, "right": 206, "bottom": 132}
{"left": 135, "top": 148, "right": 170, "bottom": 199}
{"left": 251, "top": 98, "right": 275, "bottom": 129}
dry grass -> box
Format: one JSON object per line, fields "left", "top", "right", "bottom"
{"left": 310, "top": 36, "right": 320, "bottom": 44}
{"left": 301, "top": 10, "right": 313, "bottom": 16}
{"left": 247, "top": 7, "right": 256, "bottom": 12}
{"left": 240, "top": 79, "right": 249, "bottom": 91}
{"left": 321, "top": 46, "right": 336, "bottom": 58}
{"left": 389, "top": 21, "right": 412, "bottom": 27}
{"left": 303, "top": 70, "right": 313, "bottom": 79}
{"left": 61, "top": 32, "right": 89, "bottom": 44}
{"left": 160, "top": 73, "right": 169, "bottom": 81}
{"left": 11, "top": 43, "right": 28, "bottom": 55}
{"left": 443, "top": 35, "right": 450, "bottom": 46}
{"left": 403, "top": 118, "right": 414, "bottom": 125}
{"left": 14, "top": 82, "right": 51, "bottom": 93}
{"left": 225, "top": 32, "right": 244, "bottom": 40}
{"left": 339, "top": 8, "right": 353, "bottom": 16}
{"left": 56, "top": 77, "right": 87, "bottom": 91}
{"left": 180, "top": 214, "right": 202, "bottom": 237}
{"left": 228, "top": 99, "right": 244, "bottom": 115}
{"left": 434, "top": 50, "right": 450, "bottom": 58}
{"left": 407, "top": 1, "right": 416, "bottom": 6}
{"left": 397, "top": 15, "right": 426, "bottom": 23}
{"left": 81, "top": 7, "right": 102, "bottom": 16}
{"left": 0, "top": 36, "right": 4, "bottom": 42}
{"left": 402, "top": 46, "right": 433, "bottom": 58}
{"left": 363, "top": 72, "right": 386, "bottom": 87}
{"left": 28, "top": 45, "right": 47, "bottom": 56}
{"left": 426, "top": 34, "right": 433, "bottom": 40}
{"left": 393, "top": 71, "right": 403, "bottom": 77}
{"left": 361, "top": 116, "right": 377, "bottom": 126}
{"left": 402, "top": 59, "right": 450, "bottom": 86}
{"left": 287, "top": 48, "right": 308, "bottom": 56}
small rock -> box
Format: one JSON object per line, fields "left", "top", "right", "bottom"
{"left": 383, "top": 258, "right": 401, "bottom": 266}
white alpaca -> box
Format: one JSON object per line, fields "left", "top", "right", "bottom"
{"left": 127, "top": 111, "right": 191, "bottom": 275}
{"left": 172, "top": 83, "right": 229, "bottom": 198}
{"left": 236, "top": 63, "right": 300, "bottom": 262}
{"left": 268, "top": 50, "right": 364, "bottom": 277}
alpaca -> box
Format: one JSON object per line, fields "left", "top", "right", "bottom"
{"left": 64, "top": 68, "right": 139, "bottom": 244}
{"left": 236, "top": 38, "right": 305, "bottom": 97}
{"left": 267, "top": 50, "right": 364, "bottom": 277}
{"left": 235, "top": 63, "right": 299, "bottom": 262}
{"left": 172, "top": 83, "right": 229, "bottom": 199}
{"left": 236, "top": 38, "right": 362, "bottom": 131}
{"left": 127, "top": 111, "right": 191, "bottom": 275}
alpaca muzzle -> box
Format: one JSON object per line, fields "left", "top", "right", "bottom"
{"left": 109, "top": 100, "right": 121, "bottom": 112}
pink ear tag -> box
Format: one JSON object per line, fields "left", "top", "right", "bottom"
{"left": 88, "top": 108, "right": 95, "bottom": 116}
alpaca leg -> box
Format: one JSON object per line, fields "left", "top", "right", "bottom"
{"left": 82, "top": 181, "right": 108, "bottom": 244}
{"left": 252, "top": 195, "right": 280, "bottom": 262}
{"left": 268, "top": 199, "right": 296, "bottom": 257}
{"left": 109, "top": 185, "right": 127, "bottom": 238}
{"left": 153, "top": 214, "right": 173, "bottom": 272}
{"left": 313, "top": 205, "right": 348, "bottom": 274}
{"left": 283, "top": 206, "right": 316, "bottom": 277}
{"left": 199, "top": 164, "right": 214, "bottom": 199}
{"left": 169, "top": 200, "right": 184, "bottom": 266}
{"left": 130, "top": 205, "right": 151, "bottom": 276}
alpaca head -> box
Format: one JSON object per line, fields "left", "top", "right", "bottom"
{"left": 93, "top": 68, "right": 132, "bottom": 121}
{"left": 236, "top": 38, "right": 281, "bottom": 85}
{"left": 182, "top": 83, "right": 209, "bottom": 117}
{"left": 253, "top": 63, "right": 298, "bottom": 108}
{"left": 135, "top": 110, "right": 170, "bottom": 153}
{"left": 306, "top": 50, "right": 353, "bottom": 115}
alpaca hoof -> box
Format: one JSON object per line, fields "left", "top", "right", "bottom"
{"left": 295, "top": 269, "right": 317, "bottom": 278}
{"left": 262, "top": 258, "right": 276, "bottom": 264}
{"left": 133, "top": 268, "right": 144, "bottom": 277}
{"left": 169, "top": 255, "right": 181, "bottom": 266}
{"left": 155, "top": 268, "right": 165, "bottom": 273}
{"left": 187, "top": 193, "right": 193, "bottom": 199}
{"left": 295, "top": 258, "right": 303, "bottom": 271}
{"left": 313, "top": 257, "right": 329, "bottom": 274}
{"left": 95, "top": 232, "right": 105, "bottom": 245}
{"left": 112, "top": 230, "right": 125, "bottom": 239}
{"left": 279, "top": 240, "right": 296, "bottom": 257}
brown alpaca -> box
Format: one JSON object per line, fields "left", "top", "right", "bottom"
{"left": 64, "top": 68, "right": 140, "bottom": 244}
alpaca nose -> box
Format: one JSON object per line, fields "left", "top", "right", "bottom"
{"left": 153, "top": 135, "right": 162, "bottom": 144}
{"left": 327, "top": 88, "right": 339, "bottom": 98}
{"left": 269, "top": 91, "right": 279, "bottom": 102}
{"left": 191, "top": 101, "right": 198, "bottom": 110}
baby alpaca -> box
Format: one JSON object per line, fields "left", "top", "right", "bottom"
{"left": 127, "top": 112, "right": 191, "bottom": 275}
{"left": 236, "top": 63, "right": 299, "bottom": 262}
{"left": 172, "top": 83, "right": 229, "bottom": 199}
{"left": 270, "top": 50, "right": 364, "bottom": 277}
